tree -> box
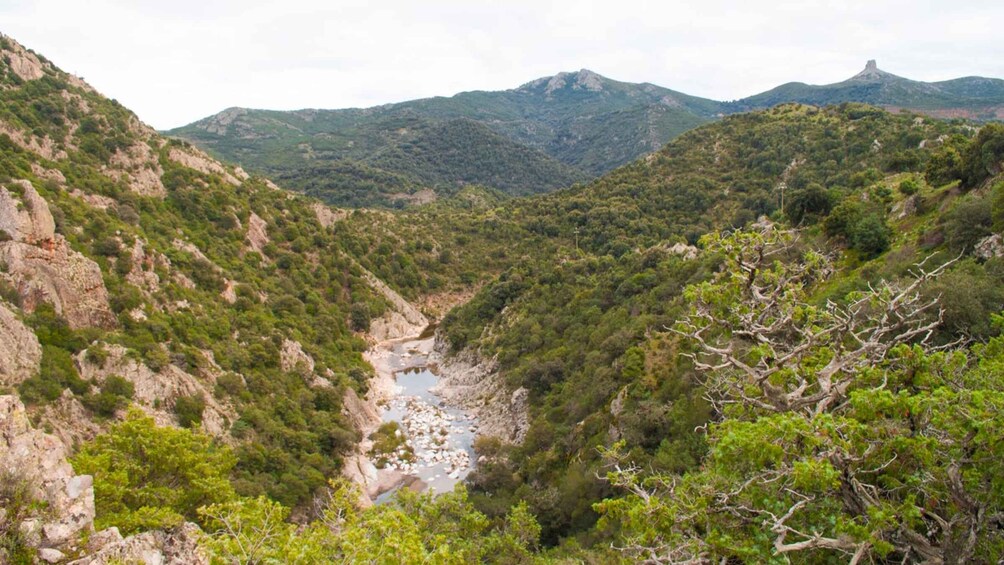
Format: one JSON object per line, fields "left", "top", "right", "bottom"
{"left": 596, "top": 226, "right": 1004, "bottom": 563}
{"left": 71, "top": 409, "right": 236, "bottom": 535}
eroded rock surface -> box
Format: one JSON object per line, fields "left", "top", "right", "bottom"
{"left": 0, "top": 238, "right": 117, "bottom": 329}
{"left": 76, "top": 345, "right": 235, "bottom": 437}
{"left": 0, "top": 301, "right": 42, "bottom": 386}
{"left": 364, "top": 270, "right": 428, "bottom": 341}
{"left": 0, "top": 395, "right": 95, "bottom": 550}
{"left": 430, "top": 340, "right": 528, "bottom": 443}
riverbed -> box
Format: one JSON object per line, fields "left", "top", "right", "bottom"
{"left": 368, "top": 334, "right": 478, "bottom": 503}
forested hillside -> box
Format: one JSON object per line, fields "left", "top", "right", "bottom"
{"left": 4, "top": 31, "right": 1004, "bottom": 563}
{"left": 337, "top": 102, "right": 1004, "bottom": 559}
{"left": 168, "top": 69, "right": 722, "bottom": 207}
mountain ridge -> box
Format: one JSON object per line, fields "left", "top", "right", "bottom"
{"left": 170, "top": 62, "right": 1004, "bottom": 207}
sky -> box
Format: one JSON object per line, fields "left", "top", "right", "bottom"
{"left": 2, "top": 0, "right": 1002, "bottom": 130}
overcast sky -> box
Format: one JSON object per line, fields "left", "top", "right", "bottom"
{"left": 3, "top": 0, "right": 1002, "bottom": 130}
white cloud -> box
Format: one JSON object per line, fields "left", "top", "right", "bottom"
{"left": 3, "top": 0, "right": 1002, "bottom": 129}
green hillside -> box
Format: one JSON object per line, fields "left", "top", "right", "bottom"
{"left": 168, "top": 70, "right": 723, "bottom": 206}
{"left": 730, "top": 60, "right": 1004, "bottom": 120}
{"left": 5, "top": 31, "right": 1004, "bottom": 563}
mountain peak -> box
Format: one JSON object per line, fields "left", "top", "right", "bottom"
{"left": 518, "top": 69, "right": 608, "bottom": 95}
{"left": 848, "top": 59, "right": 899, "bottom": 82}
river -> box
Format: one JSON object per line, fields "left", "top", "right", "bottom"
{"left": 368, "top": 333, "right": 479, "bottom": 503}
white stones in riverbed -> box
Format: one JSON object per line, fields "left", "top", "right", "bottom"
{"left": 382, "top": 395, "right": 472, "bottom": 478}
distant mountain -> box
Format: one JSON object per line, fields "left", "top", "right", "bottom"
{"left": 170, "top": 62, "right": 1004, "bottom": 208}
{"left": 730, "top": 60, "right": 1004, "bottom": 120}
{"left": 168, "top": 70, "right": 724, "bottom": 206}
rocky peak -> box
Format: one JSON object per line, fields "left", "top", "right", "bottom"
{"left": 849, "top": 59, "right": 899, "bottom": 82}
{"left": 519, "top": 68, "right": 608, "bottom": 96}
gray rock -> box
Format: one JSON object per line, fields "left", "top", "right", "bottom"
{"left": 38, "top": 547, "right": 66, "bottom": 563}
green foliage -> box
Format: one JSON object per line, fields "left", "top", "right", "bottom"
{"left": 199, "top": 480, "right": 542, "bottom": 564}
{"left": 82, "top": 375, "right": 135, "bottom": 418}
{"left": 0, "top": 469, "right": 44, "bottom": 565}
{"left": 943, "top": 196, "right": 992, "bottom": 253}
{"left": 594, "top": 228, "right": 1004, "bottom": 562}
{"left": 173, "top": 394, "right": 206, "bottom": 428}
{"left": 71, "top": 409, "right": 237, "bottom": 535}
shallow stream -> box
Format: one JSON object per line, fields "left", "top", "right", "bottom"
{"left": 372, "top": 336, "right": 478, "bottom": 503}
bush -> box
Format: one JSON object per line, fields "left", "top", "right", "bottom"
{"left": 174, "top": 394, "right": 205, "bottom": 428}
{"left": 849, "top": 213, "right": 891, "bottom": 258}
{"left": 70, "top": 409, "right": 236, "bottom": 535}
{"left": 898, "top": 177, "right": 920, "bottom": 196}
{"left": 944, "top": 198, "right": 992, "bottom": 253}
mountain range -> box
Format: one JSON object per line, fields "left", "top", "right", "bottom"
{"left": 170, "top": 61, "right": 1004, "bottom": 207}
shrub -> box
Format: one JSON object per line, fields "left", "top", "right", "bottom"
{"left": 70, "top": 409, "right": 236, "bottom": 535}
{"left": 174, "top": 394, "right": 205, "bottom": 428}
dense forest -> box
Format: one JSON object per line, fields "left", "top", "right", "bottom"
{"left": 3, "top": 32, "right": 1004, "bottom": 563}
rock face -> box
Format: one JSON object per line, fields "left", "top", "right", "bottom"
{"left": 245, "top": 212, "right": 269, "bottom": 254}
{"left": 0, "top": 395, "right": 95, "bottom": 550}
{"left": 0, "top": 301, "right": 42, "bottom": 386}
{"left": 76, "top": 345, "right": 236, "bottom": 437}
{"left": 0, "top": 238, "right": 117, "bottom": 329}
{"left": 363, "top": 270, "right": 429, "bottom": 341}
{"left": 975, "top": 234, "right": 1004, "bottom": 259}
{"left": 430, "top": 339, "right": 529, "bottom": 443}
{"left": 0, "top": 180, "right": 116, "bottom": 329}
{"left": 312, "top": 202, "right": 348, "bottom": 228}
{"left": 68, "top": 522, "right": 208, "bottom": 565}
{"left": 105, "top": 141, "right": 166, "bottom": 197}
{"left": 0, "top": 180, "right": 56, "bottom": 244}
{"left": 280, "top": 338, "right": 315, "bottom": 375}
{"left": 167, "top": 146, "right": 242, "bottom": 186}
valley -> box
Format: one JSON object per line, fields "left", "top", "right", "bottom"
{"left": 2, "top": 29, "right": 1004, "bottom": 564}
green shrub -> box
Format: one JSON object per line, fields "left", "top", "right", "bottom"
{"left": 70, "top": 409, "right": 236, "bottom": 535}
{"left": 174, "top": 394, "right": 205, "bottom": 428}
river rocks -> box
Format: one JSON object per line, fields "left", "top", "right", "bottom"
{"left": 0, "top": 236, "right": 117, "bottom": 329}
{"left": 380, "top": 396, "right": 472, "bottom": 479}
{"left": 430, "top": 340, "right": 529, "bottom": 443}
{"left": 0, "top": 395, "right": 96, "bottom": 551}
{"left": 0, "top": 301, "right": 41, "bottom": 387}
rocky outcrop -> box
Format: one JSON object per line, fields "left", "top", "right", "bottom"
{"left": 105, "top": 141, "right": 166, "bottom": 197}
{"left": 75, "top": 345, "right": 235, "bottom": 437}
{"left": 0, "top": 301, "right": 42, "bottom": 386}
{"left": 363, "top": 270, "right": 428, "bottom": 341}
{"left": 0, "top": 119, "right": 67, "bottom": 161}
{"left": 3, "top": 38, "right": 45, "bottom": 81}
{"left": 280, "top": 338, "right": 315, "bottom": 375}
{"left": 0, "top": 180, "right": 55, "bottom": 244}
{"left": 125, "top": 239, "right": 167, "bottom": 295}
{"left": 312, "top": 202, "right": 348, "bottom": 229}
{"left": 430, "top": 339, "right": 528, "bottom": 443}
{"left": 975, "top": 234, "right": 1004, "bottom": 260}
{"left": 167, "top": 146, "right": 242, "bottom": 186}
{"left": 245, "top": 212, "right": 269, "bottom": 254}
{"left": 0, "top": 395, "right": 95, "bottom": 551}
{"left": 0, "top": 180, "right": 116, "bottom": 329}
{"left": 0, "top": 237, "right": 117, "bottom": 329}
{"left": 68, "top": 522, "right": 208, "bottom": 565}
